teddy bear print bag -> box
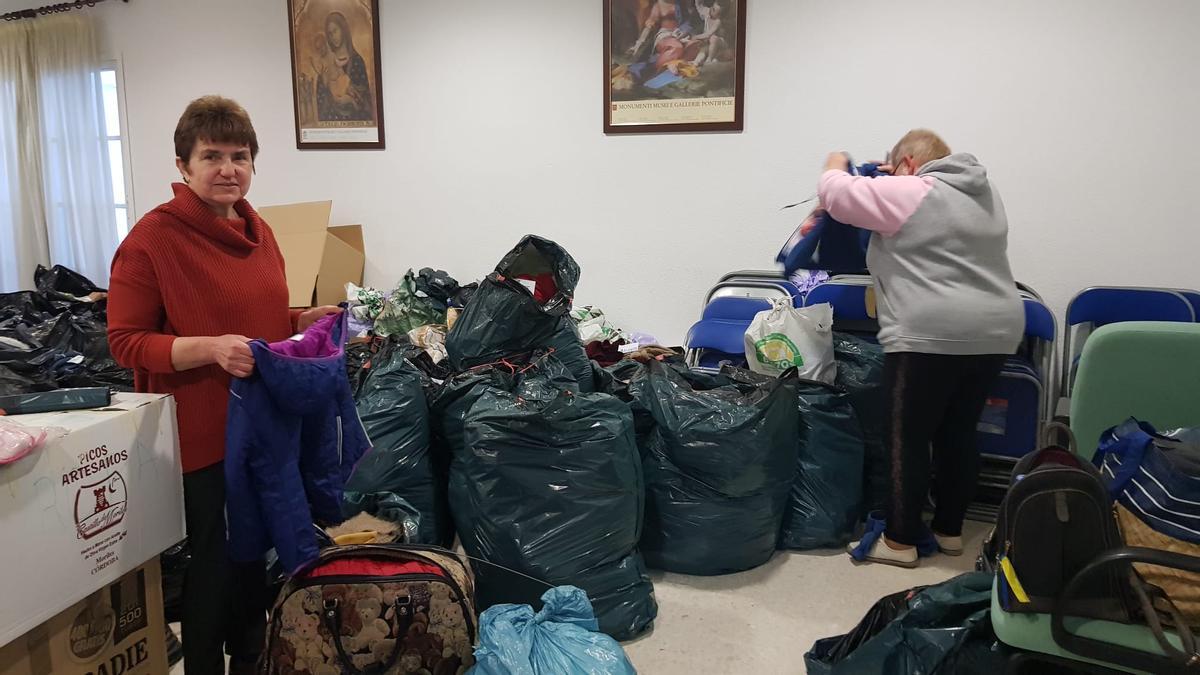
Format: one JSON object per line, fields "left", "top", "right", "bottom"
{"left": 261, "top": 543, "right": 477, "bottom": 675}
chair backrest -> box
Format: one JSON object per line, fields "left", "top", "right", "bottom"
{"left": 1066, "top": 287, "right": 1195, "bottom": 327}
{"left": 701, "top": 296, "right": 772, "bottom": 322}
{"left": 1071, "top": 322, "right": 1200, "bottom": 457}
{"left": 705, "top": 280, "right": 800, "bottom": 308}
{"left": 1016, "top": 281, "right": 1043, "bottom": 301}
{"left": 717, "top": 269, "right": 785, "bottom": 284}
{"left": 685, "top": 319, "right": 748, "bottom": 355}
{"left": 1062, "top": 287, "right": 1195, "bottom": 397}
{"left": 804, "top": 280, "right": 874, "bottom": 322}
{"left": 1176, "top": 289, "right": 1200, "bottom": 322}
{"left": 1024, "top": 299, "right": 1056, "bottom": 342}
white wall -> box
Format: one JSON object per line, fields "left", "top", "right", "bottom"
{"left": 6, "top": 0, "right": 1199, "bottom": 343}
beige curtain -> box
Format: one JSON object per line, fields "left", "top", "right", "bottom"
{"left": 0, "top": 14, "right": 116, "bottom": 291}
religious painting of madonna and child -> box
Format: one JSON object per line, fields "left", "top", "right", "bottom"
{"left": 288, "top": 0, "right": 386, "bottom": 149}
{"left": 604, "top": 0, "right": 746, "bottom": 134}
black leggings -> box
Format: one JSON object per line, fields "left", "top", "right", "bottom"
{"left": 182, "top": 462, "right": 268, "bottom": 674}
{"left": 883, "top": 352, "right": 1007, "bottom": 546}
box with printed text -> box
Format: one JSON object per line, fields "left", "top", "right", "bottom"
{"left": 0, "top": 394, "right": 184, "bottom": 649}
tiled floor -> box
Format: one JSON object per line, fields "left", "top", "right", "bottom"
{"left": 622, "top": 521, "right": 987, "bottom": 674}
{"left": 170, "top": 522, "right": 986, "bottom": 674}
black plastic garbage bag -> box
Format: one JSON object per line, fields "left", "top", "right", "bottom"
{"left": 805, "top": 572, "right": 1010, "bottom": 675}
{"left": 35, "top": 263, "right": 105, "bottom": 296}
{"left": 778, "top": 380, "right": 866, "bottom": 550}
{"left": 0, "top": 269, "right": 131, "bottom": 394}
{"left": 445, "top": 235, "right": 593, "bottom": 391}
{"left": 438, "top": 352, "right": 657, "bottom": 640}
{"left": 414, "top": 267, "right": 461, "bottom": 306}
{"left": 343, "top": 336, "right": 452, "bottom": 546}
{"left": 633, "top": 361, "right": 799, "bottom": 575}
{"left": 834, "top": 333, "right": 888, "bottom": 515}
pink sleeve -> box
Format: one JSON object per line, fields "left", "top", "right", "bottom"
{"left": 817, "top": 170, "right": 935, "bottom": 236}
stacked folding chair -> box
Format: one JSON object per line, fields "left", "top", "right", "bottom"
{"left": 802, "top": 275, "right": 879, "bottom": 337}
{"left": 1057, "top": 287, "right": 1198, "bottom": 419}
{"left": 967, "top": 295, "right": 1057, "bottom": 521}
{"left": 686, "top": 271, "right": 800, "bottom": 372}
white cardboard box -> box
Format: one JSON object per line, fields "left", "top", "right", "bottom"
{"left": 0, "top": 394, "right": 184, "bottom": 648}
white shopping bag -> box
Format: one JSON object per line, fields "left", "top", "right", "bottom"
{"left": 744, "top": 300, "right": 836, "bottom": 383}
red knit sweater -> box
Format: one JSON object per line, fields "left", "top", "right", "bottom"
{"left": 108, "top": 184, "right": 300, "bottom": 473}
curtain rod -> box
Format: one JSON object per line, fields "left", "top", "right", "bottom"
{"left": 3, "top": 0, "right": 127, "bottom": 22}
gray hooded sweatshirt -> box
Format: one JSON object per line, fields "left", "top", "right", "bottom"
{"left": 818, "top": 152, "right": 1024, "bottom": 355}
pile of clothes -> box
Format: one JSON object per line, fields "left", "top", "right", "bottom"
{"left": 0, "top": 265, "right": 132, "bottom": 395}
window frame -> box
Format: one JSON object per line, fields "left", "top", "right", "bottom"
{"left": 99, "top": 59, "right": 135, "bottom": 239}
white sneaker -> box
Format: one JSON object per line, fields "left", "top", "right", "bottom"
{"left": 846, "top": 537, "right": 919, "bottom": 568}
{"left": 934, "top": 532, "right": 963, "bottom": 556}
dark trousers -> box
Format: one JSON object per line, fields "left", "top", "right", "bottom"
{"left": 182, "top": 462, "right": 268, "bottom": 674}
{"left": 883, "top": 352, "right": 1007, "bottom": 545}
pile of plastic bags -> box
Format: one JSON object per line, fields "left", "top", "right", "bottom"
{"left": 0, "top": 265, "right": 132, "bottom": 395}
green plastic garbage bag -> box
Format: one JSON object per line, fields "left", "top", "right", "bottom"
{"left": 342, "top": 336, "right": 452, "bottom": 546}
{"left": 805, "top": 571, "right": 1009, "bottom": 674}
{"left": 438, "top": 353, "right": 657, "bottom": 640}
{"left": 778, "top": 380, "right": 866, "bottom": 550}
{"left": 633, "top": 361, "right": 799, "bottom": 575}
{"left": 834, "top": 332, "right": 889, "bottom": 515}
{"left": 445, "top": 236, "right": 593, "bottom": 391}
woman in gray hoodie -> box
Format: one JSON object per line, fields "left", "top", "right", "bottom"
{"left": 815, "top": 129, "right": 1024, "bottom": 568}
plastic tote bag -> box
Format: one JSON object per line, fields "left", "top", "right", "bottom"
{"left": 745, "top": 300, "right": 835, "bottom": 383}
{"left": 472, "top": 586, "right": 637, "bottom": 675}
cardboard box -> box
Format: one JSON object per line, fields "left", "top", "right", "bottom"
{"left": 0, "top": 394, "right": 184, "bottom": 648}
{"left": 258, "top": 200, "right": 366, "bottom": 308}
{"left": 0, "top": 560, "right": 168, "bottom": 675}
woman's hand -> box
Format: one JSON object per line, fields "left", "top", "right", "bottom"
{"left": 209, "top": 335, "right": 255, "bottom": 378}
{"left": 298, "top": 306, "right": 342, "bottom": 333}
{"left": 824, "top": 152, "right": 850, "bottom": 173}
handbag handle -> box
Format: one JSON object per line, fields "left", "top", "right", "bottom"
{"left": 1052, "top": 547, "right": 1200, "bottom": 673}
{"left": 322, "top": 596, "right": 413, "bottom": 675}
{"left": 1043, "top": 422, "right": 1078, "bottom": 454}
{"left": 1127, "top": 569, "right": 1199, "bottom": 660}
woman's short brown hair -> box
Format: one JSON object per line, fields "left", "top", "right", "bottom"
{"left": 174, "top": 95, "right": 259, "bottom": 163}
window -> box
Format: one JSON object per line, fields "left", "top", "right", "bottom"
{"left": 98, "top": 63, "right": 134, "bottom": 240}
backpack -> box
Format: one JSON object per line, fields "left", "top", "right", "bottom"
{"left": 986, "top": 424, "right": 1130, "bottom": 621}
{"left": 261, "top": 543, "right": 477, "bottom": 675}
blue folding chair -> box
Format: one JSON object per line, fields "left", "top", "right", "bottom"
{"left": 967, "top": 298, "right": 1060, "bottom": 521}
{"left": 976, "top": 299, "right": 1058, "bottom": 463}
{"left": 1061, "top": 287, "right": 1196, "bottom": 397}
{"left": 704, "top": 279, "right": 800, "bottom": 309}
{"left": 684, "top": 296, "right": 773, "bottom": 371}
{"left": 803, "top": 277, "right": 878, "bottom": 335}
{"left": 1176, "top": 289, "right": 1200, "bottom": 321}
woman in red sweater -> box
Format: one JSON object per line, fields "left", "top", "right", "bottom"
{"left": 107, "top": 96, "right": 336, "bottom": 675}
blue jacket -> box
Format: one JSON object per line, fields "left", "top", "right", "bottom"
{"left": 225, "top": 311, "right": 371, "bottom": 573}
{"left": 778, "top": 162, "right": 885, "bottom": 275}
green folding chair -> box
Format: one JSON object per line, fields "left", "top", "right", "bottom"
{"left": 992, "top": 322, "right": 1200, "bottom": 673}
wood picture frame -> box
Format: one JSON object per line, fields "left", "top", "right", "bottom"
{"left": 287, "top": 0, "right": 386, "bottom": 149}
{"left": 604, "top": 0, "right": 746, "bottom": 134}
